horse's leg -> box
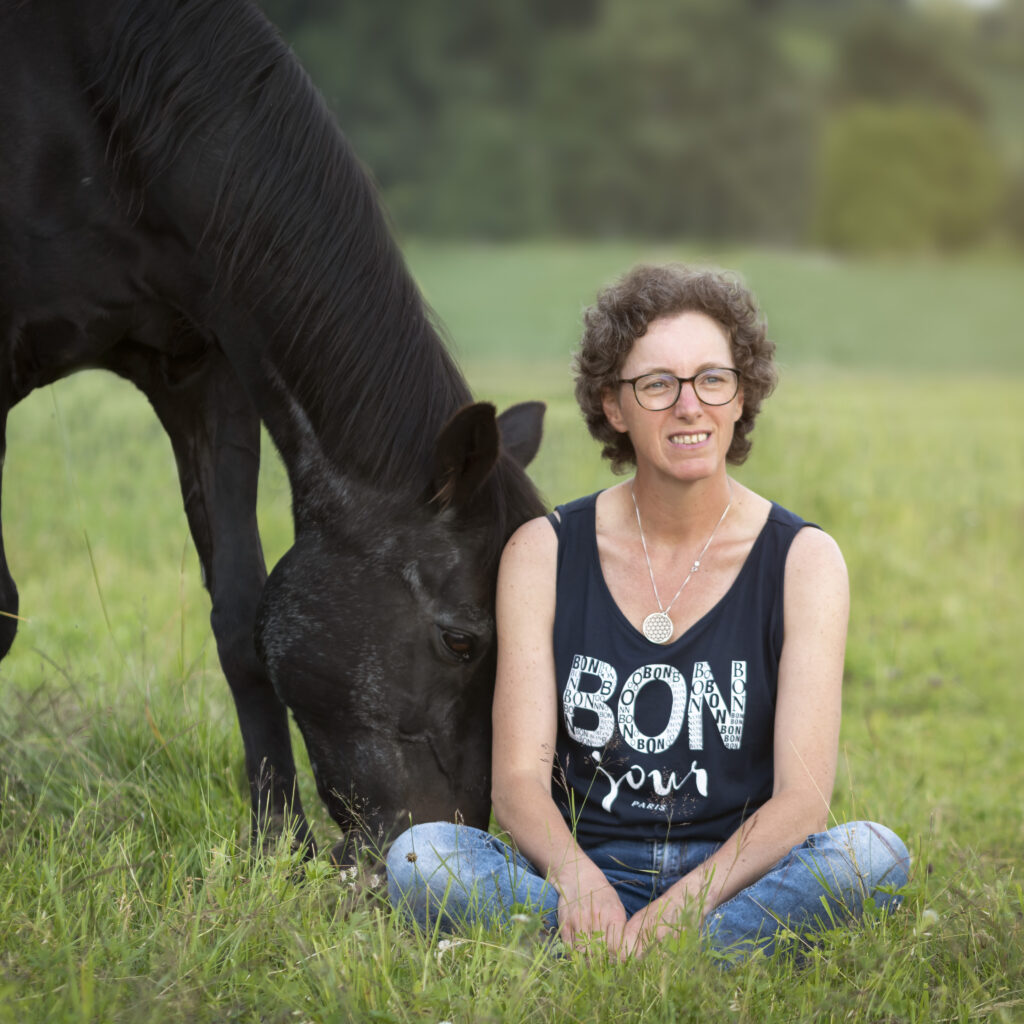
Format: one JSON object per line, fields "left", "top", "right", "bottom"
{"left": 0, "top": 401, "right": 20, "bottom": 661}
{"left": 110, "top": 344, "right": 315, "bottom": 856}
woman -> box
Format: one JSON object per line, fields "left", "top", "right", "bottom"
{"left": 387, "top": 264, "right": 909, "bottom": 961}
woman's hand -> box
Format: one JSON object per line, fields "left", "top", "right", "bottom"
{"left": 620, "top": 892, "right": 695, "bottom": 958}
{"left": 556, "top": 878, "right": 628, "bottom": 954}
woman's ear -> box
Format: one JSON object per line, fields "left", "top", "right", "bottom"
{"left": 602, "top": 386, "right": 628, "bottom": 433}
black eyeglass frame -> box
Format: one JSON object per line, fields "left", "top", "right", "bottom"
{"left": 618, "top": 368, "right": 742, "bottom": 410}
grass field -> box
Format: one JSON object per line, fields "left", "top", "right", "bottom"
{"left": 1, "top": 243, "right": 1022, "bottom": 1022}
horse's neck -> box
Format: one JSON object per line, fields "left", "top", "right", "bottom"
{"left": 249, "top": 298, "right": 472, "bottom": 499}
{"left": 89, "top": 0, "right": 471, "bottom": 491}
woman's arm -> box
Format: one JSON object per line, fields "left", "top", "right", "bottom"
{"left": 491, "top": 516, "right": 627, "bottom": 949}
{"left": 622, "top": 525, "right": 849, "bottom": 955}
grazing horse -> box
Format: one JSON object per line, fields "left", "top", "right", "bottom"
{"left": 0, "top": 0, "right": 546, "bottom": 858}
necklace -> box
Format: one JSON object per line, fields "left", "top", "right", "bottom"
{"left": 630, "top": 481, "right": 733, "bottom": 644}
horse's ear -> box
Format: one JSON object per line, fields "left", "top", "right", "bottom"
{"left": 497, "top": 401, "right": 545, "bottom": 468}
{"left": 431, "top": 402, "right": 500, "bottom": 509}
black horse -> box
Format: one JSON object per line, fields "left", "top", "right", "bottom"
{"left": 0, "top": 0, "right": 545, "bottom": 858}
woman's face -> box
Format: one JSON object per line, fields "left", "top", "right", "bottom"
{"left": 602, "top": 311, "right": 743, "bottom": 482}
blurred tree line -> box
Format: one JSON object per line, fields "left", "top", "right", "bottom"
{"left": 258, "top": 0, "right": 1024, "bottom": 252}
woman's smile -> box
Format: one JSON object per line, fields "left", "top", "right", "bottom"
{"left": 669, "top": 430, "right": 710, "bottom": 448}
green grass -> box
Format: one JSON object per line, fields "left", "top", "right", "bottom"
{"left": 1, "top": 244, "right": 1022, "bottom": 1022}
{"left": 405, "top": 240, "right": 1024, "bottom": 381}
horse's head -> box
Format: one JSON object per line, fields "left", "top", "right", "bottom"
{"left": 254, "top": 401, "right": 545, "bottom": 860}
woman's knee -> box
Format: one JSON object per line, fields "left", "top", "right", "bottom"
{"left": 827, "top": 820, "right": 911, "bottom": 892}
{"left": 386, "top": 821, "right": 462, "bottom": 895}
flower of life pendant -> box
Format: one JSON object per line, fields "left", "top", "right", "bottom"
{"left": 642, "top": 611, "right": 674, "bottom": 644}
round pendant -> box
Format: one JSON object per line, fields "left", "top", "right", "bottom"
{"left": 642, "top": 611, "right": 674, "bottom": 645}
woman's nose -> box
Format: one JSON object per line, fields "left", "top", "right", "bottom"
{"left": 673, "top": 379, "right": 702, "bottom": 415}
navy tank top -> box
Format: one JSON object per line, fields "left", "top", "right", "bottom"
{"left": 548, "top": 491, "right": 815, "bottom": 845}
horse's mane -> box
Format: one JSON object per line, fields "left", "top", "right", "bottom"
{"left": 92, "top": 0, "right": 483, "bottom": 495}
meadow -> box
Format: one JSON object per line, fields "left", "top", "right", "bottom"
{"left": 1, "top": 242, "right": 1021, "bottom": 1023}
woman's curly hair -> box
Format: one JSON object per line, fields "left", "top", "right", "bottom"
{"left": 573, "top": 263, "right": 777, "bottom": 472}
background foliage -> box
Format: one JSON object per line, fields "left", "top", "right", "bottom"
{"left": 814, "top": 103, "right": 1005, "bottom": 252}
{"left": 258, "top": 0, "right": 1024, "bottom": 251}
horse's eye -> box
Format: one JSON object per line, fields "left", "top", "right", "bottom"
{"left": 439, "top": 628, "right": 475, "bottom": 663}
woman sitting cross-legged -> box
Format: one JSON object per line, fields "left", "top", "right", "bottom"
{"left": 386, "top": 263, "right": 910, "bottom": 963}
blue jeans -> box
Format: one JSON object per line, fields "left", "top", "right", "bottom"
{"left": 386, "top": 821, "right": 910, "bottom": 961}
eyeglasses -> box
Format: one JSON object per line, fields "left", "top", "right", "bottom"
{"left": 619, "top": 368, "right": 741, "bottom": 410}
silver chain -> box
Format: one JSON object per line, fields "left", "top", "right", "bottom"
{"left": 630, "top": 481, "right": 733, "bottom": 617}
